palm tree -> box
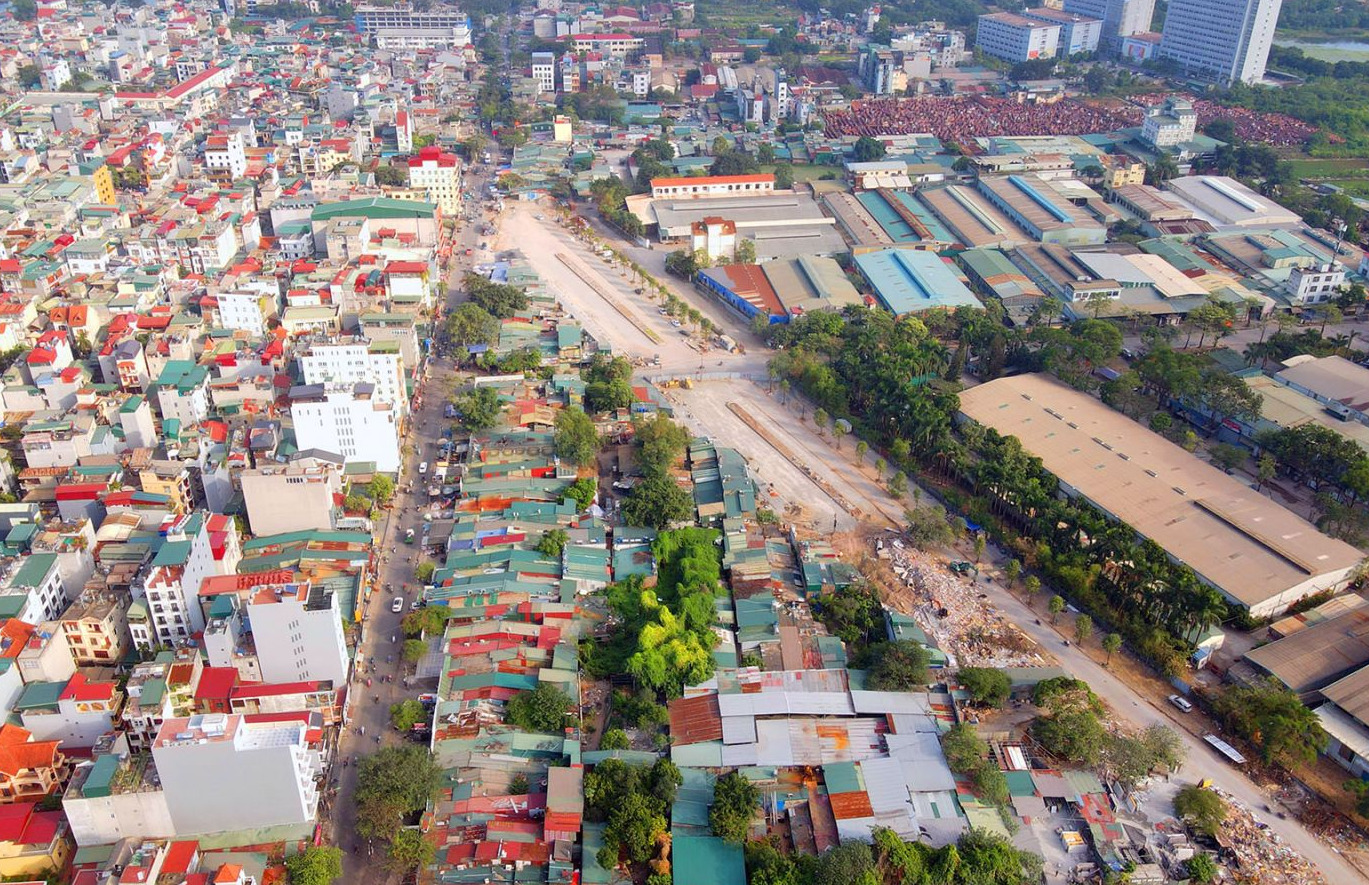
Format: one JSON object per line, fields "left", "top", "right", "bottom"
{"left": 1101, "top": 633, "right": 1122, "bottom": 666}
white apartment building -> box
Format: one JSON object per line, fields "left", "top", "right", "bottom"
{"left": 118, "top": 394, "right": 158, "bottom": 449}
{"left": 151, "top": 712, "right": 323, "bottom": 836}
{"left": 5, "top": 553, "right": 70, "bottom": 626}
{"left": 211, "top": 292, "right": 274, "bottom": 336}
{"left": 289, "top": 385, "right": 401, "bottom": 472}
{"left": 204, "top": 132, "right": 247, "bottom": 182}
{"left": 1159, "top": 0, "right": 1283, "bottom": 84}
{"left": 140, "top": 513, "right": 241, "bottom": 648}
{"left": 1287, "top": 263, "right": 1346, "bottom": 306}
{"left": 245, "top": 581, "right": 349, "bottom": 686}
{"left": 1141, "top": 96, "right": 1198, "bottom": 148}
{"left": 298, "top": 339, "right": 407, "bottom": 416}
{"left": 976, "top": 12, "right": 1061, "bottom": 62}
{"left": 532, "top": 52, "right": 556, "bottom": 94}
{"left": 1020, "top": 7, "right": 1103, "bottom": 55}
{"left": 1062, "top": 0, "right": 1154, "bottom": 47}
{"left": 406, "top": 146, "right": 462, "bottom": 215}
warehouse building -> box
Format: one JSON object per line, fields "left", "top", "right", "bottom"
{"left": 957, "top": 374, "right": 1364, "bottom": 617}
{"left": 957, "top": 248, "right": 1045, "bottom": 325}
{"left": 643, "top": 193, "right": 846, "bottom": 262}
{"left": 853, "top": 249, "right": 981, "bottom": 316}
{"left": 763, "top": 256, "right": 865, "bottom": 318}
{"left": 916, "top": 184, "right": 1030, "bottom": 250}
{"left": 975, "top": 174, "right": 1108, "bottom": 246}
{"left": 1163, "top": 175, "right": 1302, "bottom": 228}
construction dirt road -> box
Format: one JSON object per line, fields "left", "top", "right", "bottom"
{"left": 666, "top": 379, "right": 904, "bottom": 532}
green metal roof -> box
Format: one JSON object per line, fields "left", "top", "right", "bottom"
{"left": 310, "top": 196, "right": 437, "bottom": 221}
{"left": 10, "top": 552, "right": 56, "bottom": 589}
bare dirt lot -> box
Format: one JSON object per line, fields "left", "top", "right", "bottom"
{"left": 666, "top": 379, "right": 904, "bottom": 532}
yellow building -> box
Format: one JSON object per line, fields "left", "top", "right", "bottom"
{"left": 0, "top": 801, "right": 72, "bottom": 879}
{"left": 78, "top": 161, "right": 115, "bottom": 205}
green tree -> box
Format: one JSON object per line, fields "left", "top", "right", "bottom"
{"left": 537, "top": 529, "right": 569, "bottom": 558}
{"left": 555, "top": 407, "right": 600, "bottom": 467}
{"left": 464, "top": 272, "right": 529, "bottom": 318}
{"left": 403, "top": 638, "right": 428, "bottom": 663}
{"left": 1174, "top": 785, "right": 1227, "bottom": 837}
{"left": 374, "top": 164, "right": 408, "bottom": 187}
{"left": 1074, "top": 613, "right": 1094, "bottom": 644}
{"left": 1101, "top": 632, "right": 1122, "bottom": 665}
{"left": 813, "top": 841, "right": 874, "bottom": 885}
{"left": 402, "top": 605, "right": 448, "bottom": 638}
{"left": 368, "top": 474, "right": 395, "bottom": 505}
{"left": 635, "top": 413, "right": 691, "bottom": 478}
{"left": 414, "top": 561, "right": 435, "bottom": 583}
{"left": 958, "top": 667, "right": 1012, "bottom": 707}
{"left": 852, "top": 136, "right": 887, "bottom": 162}
{"left": 773, "top": 163, "right": 795, "bottom": 189}
{"left": 510, "top": 773, "right": 530, "bottom": 795}
{"left": 386, "top": 828, "right": 435, "bottom": 873}
{"left": 455, "top": 387, "right": 502, "bottom": 431}
{"left": 354, "top": 746, "right": 442, "bottom": 840}
{"left": 445, "top": 302, "right": 500, "bottom": 349}
{"left": 735, "top": 237, "right": 757, "bottom": 264}
{"left": 605, "top": 792, "right": 667, "bottom": 864}
{"left": 1048, "top": 594, "right": 1066, "bottom": 624}
{"left": 1033, "top": 709, "right": 1107, "bottom": 765}
{"left": 390, "top": 699, "right": 427, "bottom": 731}
{"left": 1186, "top": 853, "right": 1220, "bottom": 885}
{"left": 710, "top": 771, "right": 760, "bottom": 843}
{"left": 565, "top": 476, "right": 598, "bottom": 511}
{"left": 283, "top": 846, "right": 343, "bottom": 885}
{"left": 904, "top": 505, "right": 953, "bottom": 548}
{"left": 865, "top": 641, "right": 930, "bottom": 691}
{"left": 887, "top": 471, "right": 908, "bottom": 498}
{"left": 665, "top": 249, "right": 701, "bottom": 278}
{"left": 1214, "top": 679, "right": 1328, "bottom": 767}
{"left": 11, "top": 0, "right": 35, "bottom": 22}
{"left": 622, "top": 475, "right": 693, "bottom": 529}
{"left": 1025, "top": 575, "right": 1042, "bottom": 601}
{"left": 855, "top": 440, "right": 869, "bottom": 464}
{"left": 1004, "top": 559, "right": 1022, "bottom": 587}
{"left": 600, "top": 728, "right": 630, "bottom": 750}
{"left": 506, "top": 683, "right": 572, "bottom": 733}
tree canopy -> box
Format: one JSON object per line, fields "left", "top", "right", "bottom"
{"left": 464, "top": 272, "right": 529, "bottom": 318}
{"left": 710, "top": 771, "right": 760, "bottom": 843}
{"left": 555, "top": 407, "right": 601, "bottom": 467}
{"left": 506, "top": 683, "right": 572, "bottom": 733}
{"left": 283, "top": 846, "right": 343, "bottom": 885}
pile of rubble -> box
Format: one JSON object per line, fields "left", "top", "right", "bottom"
{"left": 881, "top": 543, "right": 1045, "bottom": 669}
{"left": 1214, "top": 788, "right": 1327, "bottom": 885}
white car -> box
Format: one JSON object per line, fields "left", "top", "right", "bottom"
{"left": 419, "top": 461, "right": 429, "bottom": 475}
{"left": 391, "top": 596, "right": 405, "bottom": 613}
{"left": 1168, "top": 694, "right": 1193, "bottom": 713}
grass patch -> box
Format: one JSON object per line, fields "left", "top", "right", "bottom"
{"left": 760, "top": 163, "right": 839, "bottom": 182}
{"left": 1321, "top": 178, "right": 1369, "bottom": 196}
{"left": 1287, "top": 157, "right": 1369, "bottom": 178}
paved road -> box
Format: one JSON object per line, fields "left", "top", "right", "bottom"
{"left": 328, "top": 164, "right": 493, "bottom": 882}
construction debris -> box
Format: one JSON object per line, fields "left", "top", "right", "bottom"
{"left": 876, "top": 543, "right": 1045, "bottom": 669}
{"left": 1213, "top": 787, "right": 1328, "bottom": 885}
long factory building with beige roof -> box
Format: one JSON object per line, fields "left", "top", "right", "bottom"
{"left": 957, "top": 374, "right": 1364, "bottom": 617}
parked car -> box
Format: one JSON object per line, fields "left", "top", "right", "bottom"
{"left": 1168, "top": 694, "right": 1193, "bottom": 713}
